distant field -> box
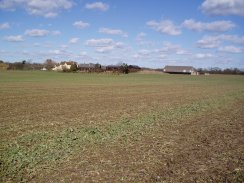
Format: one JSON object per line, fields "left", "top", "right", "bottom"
{"left": 0, "top": 71, "right": 244, "bottom": 182}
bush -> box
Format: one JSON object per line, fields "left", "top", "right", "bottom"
{"left": 70, "top": 64, "right": 78, "bottom": 72}
{"left": 120, "top": 63, "right": 129, "bottom": 74}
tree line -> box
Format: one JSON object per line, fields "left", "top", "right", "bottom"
{"left": 0, "top": 59, "right": 141, "bottom": 74}
{"left": 1, "top": 59, "right": 243, "bottom": 75}
{"left": 197, "top": 67, "right": 244, "bottom": 75}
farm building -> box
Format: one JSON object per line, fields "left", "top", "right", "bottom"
{"left": 79, "top": 63, "right": 105, "bottom": 72}
{"left": 0, "top": 61, "right": 9, "bottom": 70}
{"left": 164, "top": 65, "right": 198, "bottom": 75}
{"left": 52, "top": 61, "right": 78, "bottom": 71}
{"left": 79, "top": 63, "right": 96, "bottom": 71}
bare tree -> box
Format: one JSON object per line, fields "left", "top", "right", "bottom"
{"left": 43, "top": 59, "right": 56, "bottom": 70}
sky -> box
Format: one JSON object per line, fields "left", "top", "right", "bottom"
{"left": 0, "top": 0, "right": 244, "bottom": 69}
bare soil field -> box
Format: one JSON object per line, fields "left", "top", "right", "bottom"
{"left": 0, "top": 71, "right": 243, "bottom": 182}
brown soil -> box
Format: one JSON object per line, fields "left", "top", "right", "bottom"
{"left": 1, "top": 72, "right": 243, "bottom": 182}
{"left": 34, "top": 101, "right": 244, "bottom": 183}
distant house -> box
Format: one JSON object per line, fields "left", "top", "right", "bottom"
{"left": 106, "top": 65, "right": 120, "bottom": 71}
{"left": 164, "top": 65, "right": 198, "bottom": 75}
{"left": 52, "top": 61, "right": 77, "bottom": 71}
{"left": 79, "top": 63, "right": 96, "bottom": 71}
{"left": 0, "top": 62, "right": 9, "bottom": 70}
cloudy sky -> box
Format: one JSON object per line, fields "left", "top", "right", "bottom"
{"left": 0, "top": 0, "right": 243, "bottom": 68}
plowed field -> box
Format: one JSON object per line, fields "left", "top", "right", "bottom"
{"left": 0, "top": 71, "right": 243, "bottom": 182}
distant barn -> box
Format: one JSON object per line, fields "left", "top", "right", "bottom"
{"left": 164, "top": 66, "right": 198, "bottom": 75}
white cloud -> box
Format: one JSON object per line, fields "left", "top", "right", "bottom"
{"left": 73, "top": 21, "right": 90, "bottom": 29}
{"left": 25, "top": 29, "right": 49, "bottom": 37}
{"left": 0, "top": 22, "right": 10, "bottom": 30}
{"left": 176, "top": 49, "right": 191, "bottom": 55}
{"left": 138, "top": 49, "right": 151, "bottom": 56}
{"left": 49, "top": 49, "right": 62, "bottom": 55}
{"left": 158, "top": 42, "right": 178, "bottom": 53}
{"left": 134, "top": 49, "right": 164, "bottom": 60}
{"left": 85, "top": 2, "right": 109, "bottom": 11}
{"left": 33, "top": 43, "right": 41, "bottom": 47}
{"left": 136, "top": 32, "right": 146, "bottom": 41}
{"left": 217, "top": 34, "right": 244, "bottom": 44}
{"left": 51, "top": 30, "right": 61, "bottom": 35}
{"left": 99, "top": 28, "right": 128, "bottom": 37}
{"left": 218, "top": 45, "right": 242, "bottom": 53}
{"left": 80, "top": 51, "right": 87, "bottom": 56}
{"left": 133, "top": 42, "right": 190, "bottom": 61}
{"left": 182, "top": 19, "right": 235, "bottom": 32}
{"left": 157, "top": 42, "right": 191, "bottom": 56}
{"left": 85, "top": 38, "right": 124, "bottom": 53}
{"left": 194, "top": 53, "right": 213, "bottom": 59}
{"left": 4, "top": 35, "right": 24, "bottom": 42}
{"left": 133, "top": 48, "right": 169, "bottom": 61}
{"left": 201, "top": 0, "right": 244, "bottom": 16}
{"left": 69, "top": 37, "right": 79, "bottom": 44}
{"left": 135, "top": 32, "right": 154, "bottom": 46}
{"left": 197, "top": 36, "right": 220, "bottom": 48}
{"left": 147, "top": 20, "right": 181, "bottom": 36}
{"left": 0, "top": 0, "right": 73, "bottom": 18}
{"left": 96, "top": 46, "right": 115, "bottom": 53}
{"left": 115, "top": 42, "right": 124, "bottom": 48}
{"left": 0, "top": 49, "right": 7, "bottom": 54}
{"left": 197, "top": 34, "right": 244, "bottom": 49}
{"left": 86, "top": 38, "right": 114, "bottom": 47}
{"left": 44, "top": 49, "right": 73, "bottom": 60}
{"left": 60, "top": 44, "right": 68, "bottom": 49}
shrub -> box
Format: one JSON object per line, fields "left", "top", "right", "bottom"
{"left": 120, "top": 63, "right": 129, "bottom": 74}
{"left": 70, "top": 64, "right": 78, "bottom": 72}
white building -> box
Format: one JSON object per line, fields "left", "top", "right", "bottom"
{"left": 52, "top": 62, "right": 72, "bottom": 71}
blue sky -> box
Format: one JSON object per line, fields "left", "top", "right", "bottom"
{"left": 0, "top": 0, "right": 243, "bottom": 68}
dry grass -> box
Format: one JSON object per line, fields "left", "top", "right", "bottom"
{"left": 0, "top": 71, "right": 243, "bottom": 182}
{"left": 137, "top": 70, "right": 164, "bottom": 74}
